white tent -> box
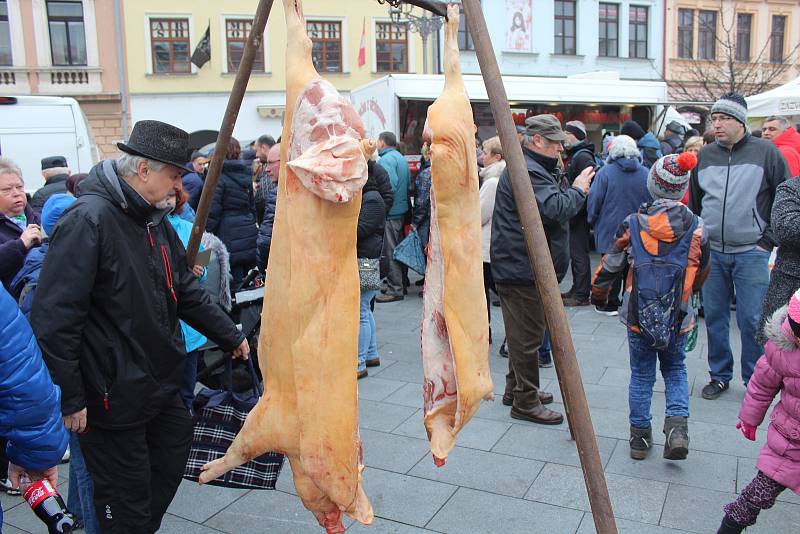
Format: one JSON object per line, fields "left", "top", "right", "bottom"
{"left": 746, "top": 77, "right": 800, "bottom": 117}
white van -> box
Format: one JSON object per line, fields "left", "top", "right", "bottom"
{"left": 0, "top": 95, "right": 99, "bottom": 193}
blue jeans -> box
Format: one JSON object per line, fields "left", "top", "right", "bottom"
{"left": 704, "top": 249, "right": 770, "bottom": 385}
{"left": 67, "top": 431, "right": 100, "bottom": 533}
{"left": 539, "top": 330, "right": 551, "bottom": 356}
{"left": 180, "top": 350, "right": 199, "bottom": 414}
{"left": 628, "top": 331, "right": 689, "bottom": 429}
{"left": 359, "top": 290, "right": 379, "bottom": 372}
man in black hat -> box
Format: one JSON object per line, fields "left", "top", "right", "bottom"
{"left": 30, "top": 156, "right": 71, "bottom": 214}
{"left": 660, "top": 120, "right": 687, "bottom": 156}
{"left": 490, "top": 114, "right": 594, "bottom": 425}
{"left": 31, "top": 120, "right": 250, "bottom": 533}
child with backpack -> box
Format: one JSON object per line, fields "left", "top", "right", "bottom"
{"left": 715, "top": 288, "right": 800, "bottom": 533}
{"left": 591, "top": 152, "right": 710, "bottom": 460}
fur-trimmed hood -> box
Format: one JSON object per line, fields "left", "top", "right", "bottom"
{"left": 764, "top": 304, "right": 798, "bottom": 351}
{"left": 200, "top": 231, "right": 232, "bottom": 311}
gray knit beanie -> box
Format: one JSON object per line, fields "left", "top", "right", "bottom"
{"left": 710, "top": 91, "right": 748, "bottom": 126}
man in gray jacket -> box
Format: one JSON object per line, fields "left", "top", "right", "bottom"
{"left": 689, "top": 92, "right": 790, "bottom": 399}
{"left": 491, "top": 115, "right": 593, "bottom": 424}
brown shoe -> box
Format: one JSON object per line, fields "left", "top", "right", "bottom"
{"left": 375, "top": 294, "right": 403, "bottom": 303}
{"left": 357, "top": 369, "right": 368, "bottom": 379}
{"left": 562, "top": 296, "right": 590, "bottom": 307}
{"left": 365, "top": 358, "right": 380, "bottom": 367}
{"left": 510, "top": 405, "right": 564, "bottom": 425}
{"left": 503, "top": 391, "right": 553, "bottom": 406}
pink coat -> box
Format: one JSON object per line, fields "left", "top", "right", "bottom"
{"left": 739, "top": 305, "right": 800, "bottom": 494}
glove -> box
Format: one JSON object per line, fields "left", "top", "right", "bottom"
{"left": 736, "top": 421, "right": 757, "bottom": 441}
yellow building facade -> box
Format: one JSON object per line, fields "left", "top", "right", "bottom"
{"left": 122, "top": 0, "right": 430, "bottom": 141}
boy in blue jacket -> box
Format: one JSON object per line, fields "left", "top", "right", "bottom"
{"left": 0, "top": 284, "right": 68, "bottom": 529}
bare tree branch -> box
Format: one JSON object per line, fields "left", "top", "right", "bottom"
{"left": 667, "top": 1, "right": 798, "bottom": 101}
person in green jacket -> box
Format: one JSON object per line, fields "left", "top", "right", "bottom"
{"left": 375, "top": 131, "right": 411, "bottom": 302}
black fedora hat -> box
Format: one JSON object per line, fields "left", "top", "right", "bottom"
{"left": 117, "top": 120, "right": 189, "bottom": 169}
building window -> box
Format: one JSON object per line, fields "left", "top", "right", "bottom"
{"left": 376, "top": 22, "right": 408, "bottom": 73}
{"left": 457, "top": 4, "right": 474, "bottom": 51}
{"left": 770, "top": 15, "right": 786, "bottom": 64}
{"left": 554, "top": 0, "right": 576, "bottom": 55}
{"left": 697, "top": 10, "right": 716, "bottom": 61}
{"left": 0, "top": 1, "right": 11, "bottom": 66}
{"left": 629, "top": 6, "right": 648, "bottom": 58}
{"left": 47, "top": 0, "right": 87, "bottom": 66}
{"left": 150, "top": 19, "right": 191, "bottom": 74}
{"left": 598, "top": 3, "right": 618, "bottom": 58}
{"left": 735, "top": 13, "right": 751, "bottom": 62}
{"left": 226, "top": 19, "right": 264, "bottom": 73}
{"left": 677, "top": 9, "right": 693, "bottom": 59}
{"left": 307, "top": 20, "right": 342, "bottom": 73}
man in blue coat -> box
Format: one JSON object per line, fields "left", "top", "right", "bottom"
{"left": 375, "top": 131, "right": 410, "bottom": 303}
{"left": 0, "top": 284, "right": 69, "bottom": 529}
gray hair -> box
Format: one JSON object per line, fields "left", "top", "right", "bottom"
{"left": 608, "top": 135, "right": 640, "bottom": 160}
{"left": 116, "top": 153, "right": 165, "bottom": 178}
{"left": 764, "top": 116, "right": 791, "bottom": 129}
{"left": 522, "top": 133, "right": 535, "bottom": 147}
{"left": 0, "top": 156, "right": 23, "bottom": 182}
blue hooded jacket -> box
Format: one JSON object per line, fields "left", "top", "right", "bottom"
{"left": 587, "top": 156, "right": 652, "bottom": 253}
{"left": 0, "top": 285, "right": 69, "bottom": 529}
{"left": 637, "top": 133, "right": 663, "bottom": 168}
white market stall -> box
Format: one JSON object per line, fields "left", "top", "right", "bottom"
{"left": 746, "top": 77, "right": 800, "bottom": 118}
{"left": 350, "top": 72, "right": 668, "bottom": 152}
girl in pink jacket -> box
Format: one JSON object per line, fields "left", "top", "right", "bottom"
{"left": 717, "top": 288, "right": 800, "bottom": 533}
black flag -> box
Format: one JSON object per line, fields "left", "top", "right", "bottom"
{"left": 191, "top": 25, "right": 211, "bottom": 68}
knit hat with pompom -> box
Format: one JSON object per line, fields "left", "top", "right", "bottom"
{"left": 787, "top": 288, "right": 800, "bottom": 339}
{"left": 647, "top": 152, "right": 697, "bottom": 200}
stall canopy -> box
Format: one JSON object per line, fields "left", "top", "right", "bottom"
{"left": 382, "top": 71, "right": 668, "bottom": 105}
{"left": 746, "top": 77, "right": 800, "bottom": 117}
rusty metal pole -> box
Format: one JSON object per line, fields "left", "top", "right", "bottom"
{"left": 461, "top": 1, "right": 618, "bottom": 533}
{"left": 186, "top": 0, "right": 275, "bottom": 264}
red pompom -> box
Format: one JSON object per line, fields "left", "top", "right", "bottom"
{"left": 676, "top": 151, "right": 697, "bottom": 172}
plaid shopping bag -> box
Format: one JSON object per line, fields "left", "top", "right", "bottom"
{"left": 183, "top": 357, "right": 284, "bottom": 489}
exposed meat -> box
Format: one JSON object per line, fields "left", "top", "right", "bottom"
{"left": 288, "top": 79, "right": 368, "bottom": 203}
{"left": 198, "top": 1, "right": 373, "bottom": 531}
{"left": 421, "top": 5, "right": 494, "bottom": 466}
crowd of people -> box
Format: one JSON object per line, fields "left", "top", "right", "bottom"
{"left": 0, "top": 90, "right": 798, "bottom": 533}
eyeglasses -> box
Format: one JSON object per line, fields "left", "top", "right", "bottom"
{"left": 710, "top": 115, "right": 735, "bottom": 124}
{"left": 0, "top": 185, "right": 24, "bottom": 197}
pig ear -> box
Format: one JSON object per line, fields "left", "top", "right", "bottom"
{"left": 287, "top": 135, "right": 368, "bottom": 203}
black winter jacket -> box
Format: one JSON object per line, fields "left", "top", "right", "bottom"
{"left": 490, "top": 146, "right": 586, "bottom": 285}
{"left": 660, "top": 134, "right": 683, "bottom": 156}
{"left": 256, "top": 179, "right": 278, "bottom": 269}
{"left": 30, "top": 175, "right": 68, "bottom": 214}
{"left": 565, "top": 141, "right": 596, "bottom": 184}
{"left": 207, "top": 160, "right": 258, "bottom": 267}
{"left": 369, "top": 160, "right": 394, "bottom": 214}
{"left": 357, "top": 185, "right": 386, "bottom": 259}
{"left": 30, "top": 161, "right": 244, "bottom": 429}
{"left": 565, "top": 141, "right": 596, "bottom": 220}
{"left": 0, "top": 205, "right": 40, "bottom": 290}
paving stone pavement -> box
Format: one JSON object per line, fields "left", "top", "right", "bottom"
{"left": 5, "top": 269, "right": 800, "bottom": 533}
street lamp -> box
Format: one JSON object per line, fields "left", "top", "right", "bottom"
{"left": 378, "top": 0, "right": 444, "bottom": 74}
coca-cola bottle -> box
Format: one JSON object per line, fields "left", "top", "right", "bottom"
{"left": 23, "top": 479, "right": 76, "bottom": 534}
